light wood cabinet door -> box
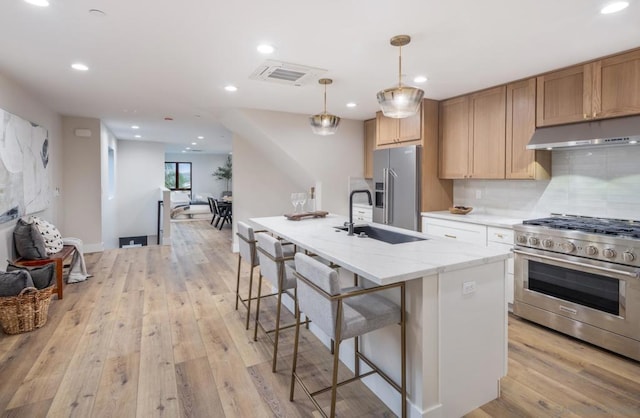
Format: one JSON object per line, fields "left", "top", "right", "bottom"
{"left": 375, "top": 111, "right": 398, "bottom": 146}
{"left": 469, "top": 86, "right": 506, "bottom": 179}
{"left": 398, "top": 110, "right": 421, "bottom": 142}
{"left": 375, "top": 104, "right": 422, "bottom": 147}
{"left": 506, "top": 79, "right": 551, "bottom": 180}
{"left": 364, "top": 119, "right": 375, "bottom": 179}
{"left": 593, "top": 49, "right": 640, "bottom": 119}
{"left": 439, "top": 96, "right": 470, "bottom": 179}
{"left": 536, "top": 64, "right": 592, "bottom": 127}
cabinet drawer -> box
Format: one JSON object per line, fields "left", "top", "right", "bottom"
{"left": 487, "top": 227, "right": 514, "bottom": 245}
{"left": 423, "top": 218, "right": 487, "bottom": 246}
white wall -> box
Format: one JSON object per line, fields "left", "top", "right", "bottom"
{"left": 165, "top": 152, "right": 231, "bottom": 199}
{"left": 117, "top": 140, "right": 165, "bottom": 241}
{"left": 0, "top": 72, "right": 62, "bottom": 265}
{"left": 101, "top": 123, "right": 119, "bottom": 249}
{"left": 453, "top": 146, "right": 640, "bottom": 220}
{"left": 61, "top": 116, "right": 103, "bottom": 251}
{"left": 224, "top": 108, "right": 363, "bottom": 248}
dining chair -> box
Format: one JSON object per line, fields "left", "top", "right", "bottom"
{"left": 213, "top": 199, "right": 231, "bottom": 229}
{"left": 254, "top": 233, "right": 307, "bottom": 373}
{"left": 290, "top": 253, "right": 407, "bottom": 418}
{"left": 207, "top": 197, "right": 218, "bottom": 225}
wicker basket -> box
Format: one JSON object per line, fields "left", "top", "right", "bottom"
{"left": 449, "top": 206, "right": 473, "bottom": 215}
{"left": 0, "top": 286, "right": 55, "bottom": 335}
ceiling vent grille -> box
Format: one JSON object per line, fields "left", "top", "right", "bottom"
{"left": 250, "top": 60, "right": 327, "bottom": 86}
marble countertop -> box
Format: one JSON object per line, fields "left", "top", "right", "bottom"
{"left": 421, "top": 211, "right": 525, "bottom": 229}
{"left": 250, "top": 214, "right": 511, "bottom": 285}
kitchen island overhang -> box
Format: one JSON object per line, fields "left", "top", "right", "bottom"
{"left": 250, "top": 214, "right": 511, "bottom": 418}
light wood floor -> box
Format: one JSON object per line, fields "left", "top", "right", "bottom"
{"left": 0, "top": 220, "right": 639, "bottom": 417}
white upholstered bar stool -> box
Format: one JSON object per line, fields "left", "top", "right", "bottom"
{"left": 290, "top": 253, "right": 407, "bottom": 418}
{"left": 254, "top": 233, "right": 306, "bottom": 373}
{"left": 235, "top": 221, "right": 264, "bottom": 330}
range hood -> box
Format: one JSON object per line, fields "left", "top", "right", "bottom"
{"left": 527, "top": 115, "right": 640, "bottom": 150}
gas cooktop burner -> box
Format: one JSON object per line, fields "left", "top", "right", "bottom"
{"left": 523, "top": 215, "right": 640, "bottom": 239}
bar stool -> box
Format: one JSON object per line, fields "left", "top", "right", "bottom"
{"left": 253, "top": 233, "right": 306, "bottom": 372}
{"left": 290, "top": 253, "right": 406, "bottom": 418}
{"left": 235, "top": 222, "right": 264, "bottom": 330}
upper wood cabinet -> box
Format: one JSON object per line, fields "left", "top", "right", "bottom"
{"left": 593, "top": 49, "right": 640, "bottom": 119}
{"left": 375, "top": 104, "right": 422, "bottom": 147}
{"left": 506, "top": 79, "right": 551, "bottom": 180}
{"left": 363, "top": 118, "right": 375, "bottom": 179}
{"left": 439, "top": 96, "right": 470, "bottom": 179}
{"left": 537, "top": 49, "right": 640, "bottom": 127}
{"left": 439, "top": 86, "right": 506, "bottom": 179}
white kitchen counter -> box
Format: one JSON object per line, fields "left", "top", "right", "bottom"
{"left": 422, "top": 210, "right": 524, "bottom": 229}
{"left": 250, "top": 214, "right": 509, "bottom": 418}
{"left": 251, "top": 214, "right": 511, "bottom": 285}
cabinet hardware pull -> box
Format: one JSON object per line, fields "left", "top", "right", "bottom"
{"left": 444, "top": 234, "right": 457, "bottom": 239}
{"left": 583, "top": 113, "right": 588, "bottom": 119}
{"left": 496, "top": 234, "right": 504, "bottom": 238}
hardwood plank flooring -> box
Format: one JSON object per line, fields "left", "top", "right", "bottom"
{"left": 0, "top": 219, "right": 639, "bottom": 417}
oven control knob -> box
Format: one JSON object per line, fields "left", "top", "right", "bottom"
{"left": 516, "top": 235, "right": 528, "bottom": 244}
{"left": 528, "top": 237, "right": 539, "bottom": 246}
{"left": 604, "top": 248, "right": 616, "bottom": 259}
{"left": 561, "top": 242, "right": 576, "bottom": 253}
{"left": 585, "top": 246, "right": 598, "bottom": 256}
{"left": 542, "top": 239, "right": 554, "bottom": 248}
{"left": 623, "top": 251, "right": 636, "bottom": 263}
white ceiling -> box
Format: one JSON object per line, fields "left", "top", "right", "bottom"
{"left": 1, "top": 0, "right": 639, "bottom": 154}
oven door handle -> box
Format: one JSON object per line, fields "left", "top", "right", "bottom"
{"left": 513, "top": 249, "right": 640, "bottom": 279}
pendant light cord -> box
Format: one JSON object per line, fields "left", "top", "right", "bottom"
{"left": 398, "top": 45, "right": 403, "bottom": 88}
{"left": 323, "top": 83, "right": 328, "bottom": 115}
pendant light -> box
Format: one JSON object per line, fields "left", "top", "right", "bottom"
{"left": 310, "top": 78, "right": 340, "bottom": 135}
{"left": 376, "top": 35, "right": 424, "bottom": 119}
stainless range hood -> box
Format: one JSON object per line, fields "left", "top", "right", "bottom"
{"left": 527, "top": 115, "right": 640, "bottom": 150}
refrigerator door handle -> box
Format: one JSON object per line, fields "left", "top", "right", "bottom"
{"left": 388, "top": 168, "right": 397, "bottom": 224}
{"left": 382, "top": 168, "right": 388, "bottom": 224}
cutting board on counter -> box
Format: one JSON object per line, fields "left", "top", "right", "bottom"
{"left": 284, "top": 211, "right": 329, "bottom": 221}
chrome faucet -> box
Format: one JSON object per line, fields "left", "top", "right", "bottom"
{"left": 347, "top": 189, "right": 372, "bottom": 236}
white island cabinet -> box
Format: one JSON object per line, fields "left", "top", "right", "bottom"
{"left": 250, "top": 214, "right": 511, "bottom": 418}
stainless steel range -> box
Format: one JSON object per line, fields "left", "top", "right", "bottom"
{"left": 513, "top": 214, "right": 640, "bottom": 361}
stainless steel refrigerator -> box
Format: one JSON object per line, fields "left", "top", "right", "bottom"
{"left": 373, "top": 145, "right": 421, "bottom": 231}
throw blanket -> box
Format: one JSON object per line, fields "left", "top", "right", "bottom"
{"left": 62, "top": 237, "right": 91, "bottom": 283}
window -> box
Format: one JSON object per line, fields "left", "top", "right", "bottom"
{"left": 165, "top": 162, "right": 192, "bottom": 193}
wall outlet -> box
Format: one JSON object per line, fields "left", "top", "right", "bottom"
{"left": 462, "top": 281, "right": 476, "bottom": 295}
{"left": 475, "top": 189, "right": 482, "bottom": 199}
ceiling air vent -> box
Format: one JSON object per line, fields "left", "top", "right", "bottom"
{"left": 250, "top": 60, "right": 327, "bottom": 86}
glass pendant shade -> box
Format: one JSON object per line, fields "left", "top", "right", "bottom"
{"left": 377, "top": 35, "right": 424, "bottom": 119}
{"left": 310, "top": 113, "right": 340, "bottom": 135}
{"left": 376, "top": 86, "right": 424, "bottom": 118}
{"left": 310, "top": 78, "right": 340, "bottom": 135}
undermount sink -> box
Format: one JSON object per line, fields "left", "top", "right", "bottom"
{"left": 335, "top": 225, "right": 427, "bottom": 245}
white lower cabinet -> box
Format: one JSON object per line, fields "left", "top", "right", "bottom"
{"left": 422, "top": 217, "right": 515, "bottom": 306}
{"left": 352, "top": 204, "right": 373, "bottom": 222}
{"left": 487, "top": 227, "right": 515, "bottom": 305}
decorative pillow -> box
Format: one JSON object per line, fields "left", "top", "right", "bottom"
{"left": 0, "top": 270, "right": 35, "bottom": 297}
{"left": 31, "top": 217, "right": 63, "bottom": 255}
{"left": 6, "top": 263, "right": 55, "bottom": 290}
{"left": 13, "top": 218, "right": 48, "bottom": 259}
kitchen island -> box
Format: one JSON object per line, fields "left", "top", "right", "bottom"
{"left": 250, "top": 214, "right": 512, "bottom": 418}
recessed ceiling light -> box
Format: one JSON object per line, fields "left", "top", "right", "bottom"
{"left": 134, "top": 135, "right": 141, "bottom": 138}
{"left": 197, "top": 136, "right": 204, "bottom": 139}
{"left": 191, "top": 142, "right": 197, "bottom": 145}
{"left": 185, "top": 147, "right": 191, "bottom": 150}
{"left": 181, "top": 150, "right": 186, "bottom": 153}
{"left": 546, "top": 147, "right": 553, "bottom": 150}
{"left": 413, "top": 76, "right": 428, "bottom": 83}
{"left": 257, "top": 44, "right": 275, "bottom": 54}
{"left": 131, "top": 125, "right": 139, "bottom": 129}
{"left": 24, "top": 0, "right": 49, "bottom": 7}
{"left": 71, "top": 63, "right": 89, "bottom": 71}
{"left": 224, "top": 85, "right": 238, "bottom": 92}
{"left": 630, "top": 140, "right": 638, "bottom": 144}
{"left": 601, "top": 1, "right": 629, "bottom": 13}
{"left": 346, "top": 102, "right": 357, "bottom": 108}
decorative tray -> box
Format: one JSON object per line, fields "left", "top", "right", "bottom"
{"left": 448, "top": 206, "right": 473, "bottom": 215}
{"left": 284, "top": 211, "right": 329, "bottom": 221}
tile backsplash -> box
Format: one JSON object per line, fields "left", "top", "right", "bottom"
{"left": 454, "top": 146, "right": 640, "bottom": 220}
